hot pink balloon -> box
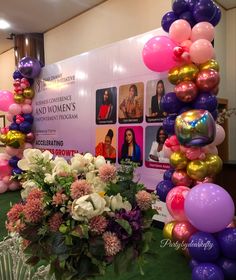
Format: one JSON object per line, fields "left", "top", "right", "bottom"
{"left": 166, "top": 186, "right": 190, "bottom": 221}
{"left": 0, "top": 159, "right": 12, "bottom": 179}
{"left": 0, "top": 90, "right": 14, "bottom": 111}
{"left": 202, "top": 144, "right": 218, "bottom": 155}
{"left": 22, "top": 104, "right": 32, "bottom": 114}
{"left": 0, "top": 181, "right": 8, "bottom": 193}
{"left": 9, "top": 103, "right": 22, "bottom": 115}
{"left": 169, "top": 19, "right": 191, "bottom": 43}
{"left": 189, "top": 39, "right": 215, "bottom": 64}
{"left": 191, "top": 22, "right": 215, "bottom": 42}
{"left": 212, "top": 124, "right": 225, "bottom": 146}
{"left": 142, "top": 36, "right": 179, "bottom": 72}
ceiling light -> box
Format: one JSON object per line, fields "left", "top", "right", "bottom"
{"left": 0, "top": 19, "right": 10, "bottom": 29}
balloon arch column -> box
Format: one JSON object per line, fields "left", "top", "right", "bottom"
{"left": 142, "top": 1, "right": 236, "bottom": 279}
{"left": 0, "top": 58, "right": 42, "bottom": 193}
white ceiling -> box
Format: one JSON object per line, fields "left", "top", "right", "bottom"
{"left": 216, "top": 0, "right": 236, "bottom": 9}
{"left": 0, "top": 0, "right": 106, "bottom": 54}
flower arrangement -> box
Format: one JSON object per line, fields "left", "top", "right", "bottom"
{"left": 6, "top": 149, "right": 157, "bottom": 280}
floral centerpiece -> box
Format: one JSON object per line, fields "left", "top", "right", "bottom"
{"left": 6, "top": 149, "right": 157, "bottom": 280}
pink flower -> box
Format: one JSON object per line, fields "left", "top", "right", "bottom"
{"left": 136, "top": 190, "right": 152, "bottom": 210}
{"left": 70, "top": 180, "right": 92, "bottom": 199}
{"left": 103, "top": 231, "right": 121, "bottom": 256}
{"left": 7, "top": 203, "right": 24, "bottom": 223}
{"left": 27, "top": 188, "right": 44, "bottom": 201}
{"left": 99, "top": 164, "right": 116, "bottom": 183}
{"left": 48, "top": 212, "right": 63, "bottom": 232}
{"left": 6, "top": 219, "right": 26, "bottom": 233}
{"left": 52, "top": 192, "right": 68, "bottom": 206}
{"left": 23, "top": 198, "right": 43, "bottom": 223}
{"left": 89, "top": 216, "right": 108, "bottom": 235}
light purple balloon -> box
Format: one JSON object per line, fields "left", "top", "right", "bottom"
{"left": 18, "top": 56, "right": 41, "bottom": 79}
{"left": 185, "top": 183, "right": 235, "bottom": 233}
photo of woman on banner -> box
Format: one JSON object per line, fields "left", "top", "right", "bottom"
{"left": 145, "top": 126, "right": 169, "bottom": 167}
{"left": 146, "top": 79, "right": 170, "bottom": 123}
{"left": 119, "top": 83, "right": 143, "bottom": 123}
{"left": 95, "top": 127, "right": 116, "bottom": 162}
{"left": 118, "top": 126, "right": 143, "bottom": 166}
{"left": 96, "top": 87, "right": 116, "bottom": 124}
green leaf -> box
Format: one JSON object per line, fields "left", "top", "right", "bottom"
{"left": 59, "top": 224, "right": 68, "bottom": 234}
{"left": 115, "top": 219, "right": 132, "bottom": 235}
{"left": 89, "top": 237, "right": 105, "bottom": 259}
{"left": 114, "top": 246, "right": 134, "bottom": 275}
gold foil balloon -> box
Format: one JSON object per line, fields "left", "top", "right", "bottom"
{"left": 178, "top": 64, "right": 199, "bottom": 83}
{"left": 205, "top": 153, "right": 223, "bottom": 176}
{"left": 199, "top": 59, "right": 219, "bottom": 72}
{"left": 163, "top": 221, "right": 176, "bottom": 240}
{"left": 14, "top": 94, "right": 25, "bottom": 104}
{"left": 0, "top": 134, "right": 7, "bottom": 144}
{"left": 168, "top": 66, "right": 180, "bottom": 85}
{"left": 187, "top": 160, "right": 208, "bottom": 181}
{"left": 170, "top": 151, "right": 188, "bottom": 170}
{"left": 175, "top": 110, "right": 216, "bottom": 147}
{"left": 23, "top": 88, "right": 35, "bottom": 99}
{"left": 6, "top": 130, "right": 25, "bottom": 148}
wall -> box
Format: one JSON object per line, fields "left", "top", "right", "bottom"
{"left": 44, "top": 0, "right": 172, "bottom": 64}
{"left": 226, "top": 8, "right": 236, "bottom": 160}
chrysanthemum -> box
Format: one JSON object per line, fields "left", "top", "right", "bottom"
{"left": 23, "top": 198, "right": 43, "bottom": 223}
{"left": 135, "top": 190, "right": 152, "bottom": 210}
{"left": 7, "top": 203, "right": 24, "bottom": 223}
{"left": 48, "top": 212, "right": 63, "bottom": 232}
{"left": 89, "top": 215, "right": 108, "bottom": 235}
{"left": 99, "top": 164, "right": 116, "bottom": 183}
{"left": 52, "top": 192, "right": 68, "bottom": 206}
{"left": 70, "top": 180, "right": 92, "bottom": 199}
{"left": 103, "top": 231, "right": 122, "bottom": 256}
{"left": 27, "top": 188, "right": 44, "bottom": 201}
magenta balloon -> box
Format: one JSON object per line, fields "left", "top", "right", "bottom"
{"left": 0, "top": 90, "right": 14, "bottom": 112}
{"left": 142, "top": 36, "right": 179, "bottom": 72}
{"left": 185, "top": 183, "right": 235, "bottom": 233}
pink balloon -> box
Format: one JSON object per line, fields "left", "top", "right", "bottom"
{"left": 0, "top": 153, "right": 10, "bottom": 160}
{"left": 0, "top": 159, "right": 12, "bottom": 178}
{"left": 24, "top": 99, "right": 32, "bottom": 105}
{"left": 2, "top": 176, "right": 11, "bottom": 184}
{"left": 185, "top": 147, "right": 205, "bottom": 161}
{"left": 5, "top": 146, "right": 21, "bottom": 157}
{"left": 9, "top": 103, "right": 22, "bottom": 115}
{"left": 22, "top": 104, "right": 32, "bottom": 114}
{"left": 8, "top": 181, "right": 20, "bottom": 191}
{"left": 191, "top": 22, "right": 215, "bottom": 42}
{"left": 172, "top": 170, "right": 193, "bottom": 187}
{"left": 6, "top": 113, "right": 14, "bottom": 122}
{"left": 142, "top": 36, "right": 179, "bottom": 72}
{"left": 0, "top": 181, "right": 8, "bottom": 193}
{"left": 181, "top": 40, "right": 193, "bottom": 52}
{"left": 212, "top": 124, "right": 225, "bottom": 146}
{"left": 196, "top": 69, "right": 220, "bottom": 91}
{"left": 0, "top": 90, "right": 14, "bottom": 111}
{"left": 169, "top": 20, "right": 191, "bottom": 43}
{"left": 166, "top": 186, "right": 190, "bottom": 221}
{"left": 189, "top": 39, "right": 215, "bottom": 64}
{"left": 172, "top": 221, "right": 197, "bottom": 243}
{"left": 202, "top": 144, "right": 218, "bottom": 155}
{"left": 24, "top": 143, "right": 33, "bottom": 149}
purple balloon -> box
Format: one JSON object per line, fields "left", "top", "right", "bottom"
{"left": 161, "top": 92, "right": 184, "bottom": 114}
{"left": 172, "top": 0, "right": 189, "bottom": 15}
{"left": 179, "top": 10, "right": 196, "bottom": 27}
{"left": 217, "top": 228, "right": 236, "bottom": 259}
{"left": 9, "top": 123, "right": 19, "bottom": 131}
{"left": 178, "top": 106, "right": 193, "bottom": 114}
{"left": 12, "top": 167, "right": 23, "bottom": 175}
{"left": 163, "top": 168, "right": 175, "bottom": 181}
{"left": 217, "top": 257, "right": 236, "bottom": 279}
{"left": 193, "top": 0, "right": 216, "bottom": 23}
{"left": 18, "top": 56, "right": 41, "bottom": 79}
{"left": 163, "top": 114, "right": 177, "bottom": 135}
{"left": 210, "top": 5, "right": 221, "bottom": 26}
{"left": 187, "top": 0, "right": 198, "bottom": 11}
{"left": 156, "top": 180, "right": 174, "bottom": 202}
{"left": 161, "top": 11, "right": 178, "bottom": 32}
{"left": 8, "top": 156, "right": 20, "bottom": 168}
{"left": 19, "top": 121, "right": 32, "bottom": 134}
{"left": 189, "top": 259, "right": 200, "bottom": 270}
{"left": 192, "top": 263, "right": 224, "bottom": 280}
{"left": 13, "top": 70, "right": 23, "bottom": 80}
{"left": 185, "top": 183, "right": 235, "bottom": 233}
{"left": 193, "top": 93, "right": 218, "bottom": 112}
{"left": 210, "top": 109, "right": 218, "bottom": 121}
{"left": 188, "top": 232, "right": 220, "bottom": 262}
{"left": 22, "top": 113, "right": 34, "bottom": 124}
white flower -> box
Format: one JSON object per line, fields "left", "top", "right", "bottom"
{"left": 21, "top": 180, "right": 38, "bottom": 200}
{"left": 44, "top": 173, "right": 55, "bottom": 184}
{"left": 94, "top": 156, "right": 106, "bottom": 169}
{"left": 83, "top": 153, "right": 94, "bottom": 164}
{"left": 53, "top": 157, "right": 71, "bottom": 175}
{"left": 106, "top": 193, "right": 132, "bottom": 212}
{"left": 71, "top": 153, "right": 87, "bottom": 171}
{"left": 71, "top": 193, "right": 109, "bottom": 221}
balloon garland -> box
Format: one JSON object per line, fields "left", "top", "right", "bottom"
{"left": 142, "top": 1, "right": 236, "bottom": 279}
{"left": 0, "top": 57, "right": 41, "bottom": 193}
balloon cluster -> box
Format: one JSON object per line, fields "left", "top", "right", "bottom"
{"left": 0, "top": 57, "right": 41, "bottom": 193}
{"left": 142, "top": 1, "right": 236, "bottom": 279}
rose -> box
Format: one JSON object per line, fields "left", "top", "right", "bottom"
{"left": 71, "top": 193, "right": 109, "bottom": 221}
{"left": 105, "top": 193, "right": 132, "bottom": 212}
{"left": 71, "top": 153, "right": 87, "bottom": 171}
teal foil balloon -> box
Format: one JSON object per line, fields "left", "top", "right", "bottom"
{"left": 175, "top": 109, "right": 216, "bottom": 147}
